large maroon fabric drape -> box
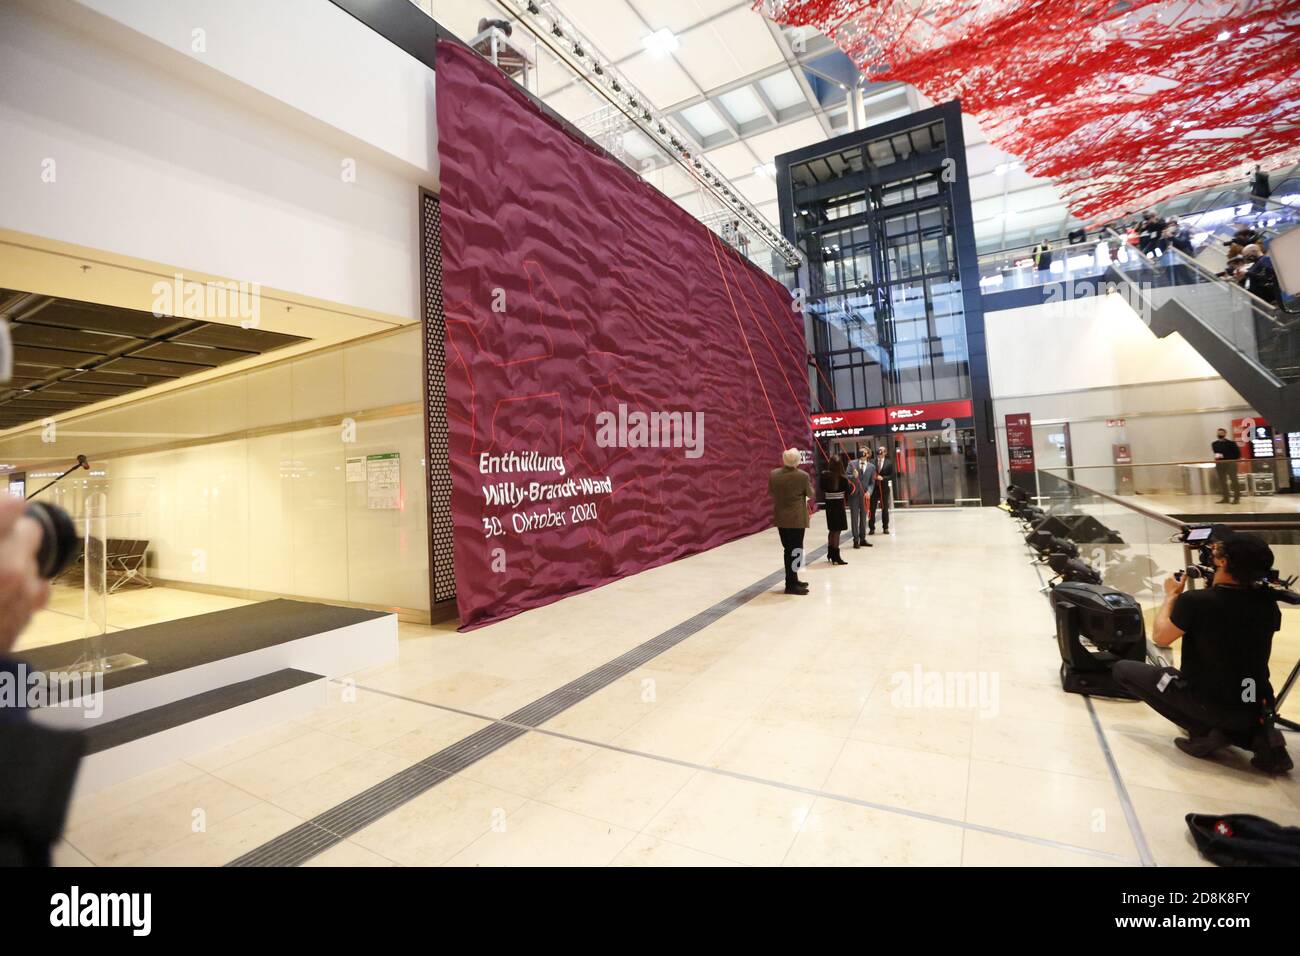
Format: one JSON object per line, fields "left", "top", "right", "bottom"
{"left": 435, "top": 41, "right": 810, "bottom": 630}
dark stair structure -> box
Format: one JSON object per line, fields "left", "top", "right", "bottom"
{"left": 1104, "top": 248, "right": 1300, "bottom": 433}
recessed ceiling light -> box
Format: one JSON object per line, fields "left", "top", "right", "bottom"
{"left": 642, "top": 28, "right": 679, "bottom": 56}
{"left": 754, "top": 162, "right": 777, "bottom": 178}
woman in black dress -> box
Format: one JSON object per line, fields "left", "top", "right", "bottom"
{"left": 821, "top": 453, "right": 849, "bottom": 565}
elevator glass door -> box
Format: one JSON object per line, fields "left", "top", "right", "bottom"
{"left": 893, "top": 428, "right": 979, "bottom": 506}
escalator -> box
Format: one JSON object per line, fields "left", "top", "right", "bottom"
{"left": 1104, "top": 242, "right": 1300, "bottom": 432}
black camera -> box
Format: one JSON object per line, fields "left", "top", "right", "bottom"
{"left": 1175, "top": 524, "right": 1300, "bottom": 605}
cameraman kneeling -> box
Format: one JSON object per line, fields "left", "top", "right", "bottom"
{"left": 1112, "top": 533, "right": 1291, "bottom": 774}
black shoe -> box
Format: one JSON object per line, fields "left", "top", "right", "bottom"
{"left": 1175, "top": 729, "right": 1230, "bottom": 759}
{"left": 852, "top": 540, "right": 860, "bottom": 549}
{"left": 1215, "top": 499, "right": 1230, "bottom": 504}
{"left": 1250, "top": 727, "right": 1293, "bottom": 774}
{"left": 868, "top": 528, "right": 875, "bottom": 536}
{"left": 862, "top": 539, "right": 873, "bottom": 547}
{"left": 783, "top": 583, "right": 809, "bottom": 595}
{"left": 1232, "top": 498, "right": 1241, "bottom": 505}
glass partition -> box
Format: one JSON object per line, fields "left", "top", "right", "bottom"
{"left": 15, "top": 476, "right": 157, "bottom": 656}
{"left": 977, "top": 237, "right": 1112, "bottom": 292}
{"left": 1041, "top": 460, "right": 1297, "bottom": 518}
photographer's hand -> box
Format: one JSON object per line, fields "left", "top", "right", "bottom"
{"left": 0, "top": 497, "right": 51, "bottom": 655}
{"left": 1153, "top": 574, "right": 1186, "bottom": 647}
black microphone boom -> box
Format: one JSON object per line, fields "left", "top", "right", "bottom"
{"left": 26, "top": 454, "right": 91, "bottom": 502}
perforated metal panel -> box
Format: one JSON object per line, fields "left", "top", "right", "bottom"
{"left": 420, "top": 192, "right": 456, "bottom": 607}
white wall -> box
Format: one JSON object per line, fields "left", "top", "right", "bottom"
{"left": 985, "top": 292, "right": 1255, "bottom": 492}
{"left": 0, "top": 0, "right": 437, "bottom": 322}
{"left": 3, "top": 328, "right": 430, "bottom": 612}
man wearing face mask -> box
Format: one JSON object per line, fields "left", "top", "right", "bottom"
{"left": 868, "top": 444, "right": 894, "bottom": 536}
{"left": 845, "top": 447, "right": 872, "bottom": 549}
{"left": 1211, "top": 427, "right": 1241, "bottom": 505}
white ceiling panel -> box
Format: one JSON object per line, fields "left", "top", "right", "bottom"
{"left": 617, "top": 50, "right": 701, "bottom": 109}
{"left": 1005, "top": 185, "right": 1068, "bottom": 215}
{"left": 710, "top": 7, "right": 786, "bottom": 74}
{"left": 738, "top": 175, "right": 778, "bottom": 206}
{"left": 717, "top": 87, "right": 768, "bottom": 125}
{"left": 757, "top": 71, "right": 807, "bottom": 111}
{"left": 628, "top": 0, "right": 717, "bottom": 34}
{"left": 704, "top": 140, "right": 761, "bottom": 179}
{"left": 744, "top": 117, "right": 828, "bottom": 164}
{"left": 680, "top": 102, "right": 729, "bottom": 139}
{"left": 557, "top": 0, "right": 648, "bottom": 60}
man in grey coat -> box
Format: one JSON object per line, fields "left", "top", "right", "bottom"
{"left": 768, "top": 447, "right": 813, "bottom": 595}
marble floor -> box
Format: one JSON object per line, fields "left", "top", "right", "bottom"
{"left": 51, "top": 508, "right": 1300, "bottom": 867}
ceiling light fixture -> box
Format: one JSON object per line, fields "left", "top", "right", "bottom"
{"left": 754, "top": 162, "right": 777, "bottom": 178}
{"left": 642, "top": 28, "right": 679, "bottom": 56}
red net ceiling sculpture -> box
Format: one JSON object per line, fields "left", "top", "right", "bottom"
{"left": 757, "top": 0, "right": 1300, "bottom": 221}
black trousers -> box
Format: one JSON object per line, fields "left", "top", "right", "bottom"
{"left": 869, "top": 483, "right": 890, "bottom": 532}
{"left": 1111, "top": 660, "right": 1260, "bottom": 747}
{"left": 778, "top": 527, "right": 805, "bottom": 587}
{"left": 1215, "top": 461, "right": 1241, "bottom": 502}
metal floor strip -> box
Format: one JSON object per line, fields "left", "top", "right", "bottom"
{"left": 1085, "top": 696, "right": 1156, "bottom": 866}
{"left": 227, "top": 547, "right": 825, "bottom": 867}
{"left": 1030, "top": 536, "right": 1155, "bottom": 866}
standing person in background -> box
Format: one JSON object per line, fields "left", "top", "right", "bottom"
{"left": 1212, "top": 427, "right": 1242, "bottom": 505}
{"left": 769, "top": 448, "right": 813, "bottom": 595}
{"left": 846, "top": 448, "right": 872, "bottom": 549}
{"left": 821, "top": 453, "right": 849, "bottom": 565}
{"left": 1032, "top": 239, "right": 1053, "bottom": 273}
{"left": 1137, "top": 212, "right": 1167, "bottom": 256}
{"left": 1240, "top": 244, "right": 1280, "bottom": 305}
{"left": 868, "top": 444, "right": 895, "bottom": 536}
{"left": 1163, "top": 221, "right": 1194, "bottom": 257}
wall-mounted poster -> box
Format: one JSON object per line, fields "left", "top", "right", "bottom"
{"left": 346, "top": 456, "right": 366, "bottom": 482}
{"left": 366, "top": 453, "right": 400, "bottom": 510}
{"left": 1005, "top": 413, "right": 1035, "bottom": 475}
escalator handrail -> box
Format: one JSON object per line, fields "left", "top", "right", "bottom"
{"left": 1102, "top": 228, "right": 1287, "bottom": 320}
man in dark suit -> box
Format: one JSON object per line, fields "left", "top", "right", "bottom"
{"left": 868, "top": 444, "right": 895, "bottom": 535}
{"left": 846, "top": 448, "right": 872, "bottom": 549}
{"left": 768, "top": 448, "right": 814, "bottom": 595}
